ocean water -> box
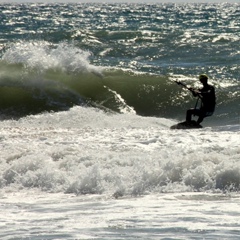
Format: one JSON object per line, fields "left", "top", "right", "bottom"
{"left": 0, "top": 3, "right": 239, "bottom": 240}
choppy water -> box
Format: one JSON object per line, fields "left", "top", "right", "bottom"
{"left": 0, "top": 3, "right": 239, "bottom": 123}
{"left": 0, "top": 3, "right": 239, "bottom": 240}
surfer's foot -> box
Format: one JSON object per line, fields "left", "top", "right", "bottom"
{"left": 186, "top": 120, "right": 199, "bottom": 126}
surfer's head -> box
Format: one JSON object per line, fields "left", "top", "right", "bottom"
{"left": 199, "top": 74, "right": 208, "bottom": 83}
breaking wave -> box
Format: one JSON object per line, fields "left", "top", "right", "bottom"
{"left": 0, "top": 41, "right": 239, "bottom": 125}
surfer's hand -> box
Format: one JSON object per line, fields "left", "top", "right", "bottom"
{"left": 189, "top": 87, "right": 196, "bottom": 93}
{"left": 190, "top": 88, "right": 200, "bottom": 96}
{"left": 189, "top": 87, "right": 194, "bottom": 92}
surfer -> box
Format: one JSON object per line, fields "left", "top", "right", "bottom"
{"left": 186, "top": 74, "right": 216, "bottom": 124}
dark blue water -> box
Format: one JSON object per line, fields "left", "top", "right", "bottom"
{"left": 0, "top": 3, "right": 239, "bottom": 124}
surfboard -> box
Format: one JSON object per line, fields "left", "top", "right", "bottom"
{"left": 170, "top": 120, "right": 202, "bottom": 130}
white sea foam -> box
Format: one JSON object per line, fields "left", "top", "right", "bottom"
{"left": 0, "top": 106, "right": 239, "bottom": 197}
{"left": 2, "top": 41, "right": 103, "bottom": 75}
{"left": 1, "top": 190, "right": 240, "bottom": 240}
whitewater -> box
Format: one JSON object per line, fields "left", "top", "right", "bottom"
{"left": 0, "top": 107, "right": 239, "bottom": 239}
{"left": 0, "top": 2, "right": 240, "bottom": 240}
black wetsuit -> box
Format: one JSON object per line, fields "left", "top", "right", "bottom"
{"left": 186, "top": 84, "right": 216, "bottom": 124}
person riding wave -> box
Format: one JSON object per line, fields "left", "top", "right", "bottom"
{"left": 186, "top": 74, "right": 216, "bottom": 124}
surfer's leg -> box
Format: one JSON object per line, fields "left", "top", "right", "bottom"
{"left": 186, "top": 108, "right": 195, "bottom": 122}
{"left": 196, "top": 111, "right": 205, "bottom": 124}
{"left": 196, "top": 111, "right": 213, "bottom": 124}
{"left": 197, "top": 116, "right": 204, "bottom": 124}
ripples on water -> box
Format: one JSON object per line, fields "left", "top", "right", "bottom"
{"left": 1, "top": 3, "right": 239, "bottom": 76}
{"left": 0, "top": 3, "right": 239, "bottom": 121}
{"left": 0, "top": 4, "right": 239, "bottom": 239}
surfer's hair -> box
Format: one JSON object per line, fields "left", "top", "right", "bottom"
{"left": 199, "top": 74, "right": 208, "bottom": 81}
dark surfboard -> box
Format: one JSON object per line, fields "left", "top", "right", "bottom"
{"left": 170, "top": 120, "right": 202, "bottom": 129}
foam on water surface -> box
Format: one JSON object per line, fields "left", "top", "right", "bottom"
{"left": 0, "top": 106, "right": 239, "bottom": 196}
{"left": 1, "top": 190, "right": 240, "bottom": 240}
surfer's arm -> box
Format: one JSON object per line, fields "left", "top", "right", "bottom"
{"left": 189, "top": 88, "right": 201, "bottom": 97}
{"left": 198, "top": 86, "right": 215, "bottom": 99}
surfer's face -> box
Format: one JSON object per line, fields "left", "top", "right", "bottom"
{"left": 200, "top": 79, "right": 207, "bottom": 85}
